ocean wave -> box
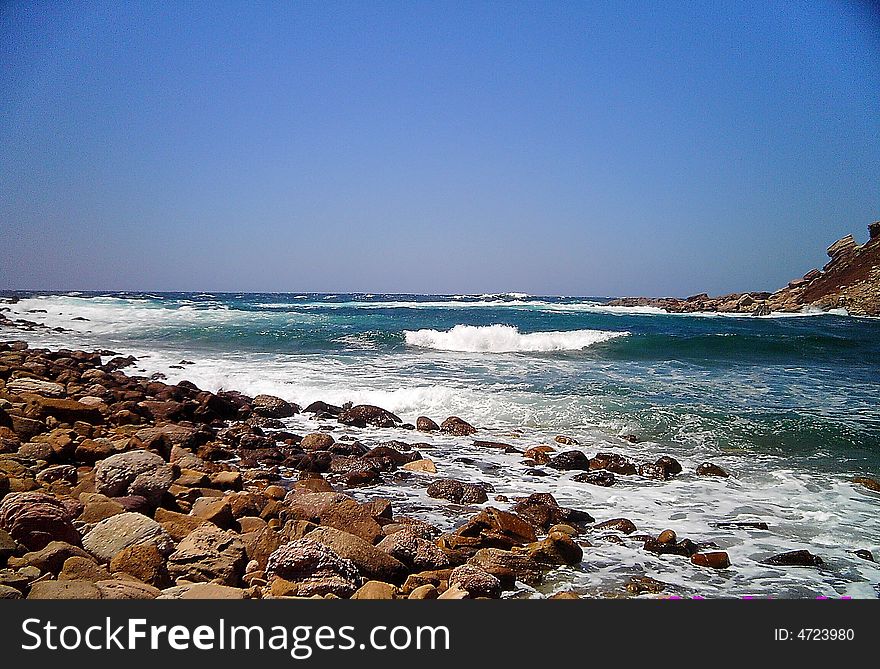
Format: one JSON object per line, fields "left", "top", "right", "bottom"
{"left": 404, "top": 324, "right": 628, "bottom": 353}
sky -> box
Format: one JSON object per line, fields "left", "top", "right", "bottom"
{"left": 1, "top": 1, "right": 879, "bottom": 296}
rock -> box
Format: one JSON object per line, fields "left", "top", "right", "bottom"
{"left": 426, "top": 478, "right": 488, "bottom": 504}
{"left": 8, "top": 415, "right": 45, "bottom": 441}
{"left": 467, "top": 547, "right": 544, "bottom": 587}
{"left": 762, "top": 550, "right": 824, "bottom": 567}
{"left": 94, "top": 450, "right": 174, "bottom": 507}
{"left": 27, "top": 580, "right": 102, "bottom": 599}
{"left": 450, "top": 507, "right": 537, "bottom": 551}
{"left": 376, "top": 528, "right": 451, "bottom": 571}
{"left": 626, "top": 576, "right": 668, "bottom": 595}
{"left": 0, "top": 584, "right": 22, "bottom": 599}
{"left": 643, "top": 536, "right": 699, "bottom": 558}
{"left": 351, "top": 580, "right": 398, "bottom": 599}
{"left": 696, "top": 463, "right": 729, "bottom": 477}
{"left": 158, "top": 583, "right": 246, "bottom": 599}
{"left": 853, "top": 549, "right": 875, "bottom": 562}
{"left": 0, "top": 491, "right": 80, "bottom": 550}
{"left": 338, "top": 405, "right": 401, "bottom": 428}
{"left": 638, "top": 462, "right": 673, "bottom": 480}
{"left": 0, "top": 528, "right": 18, "bottom": 561}
{"left": 154, "top": 507, "right": 209, "bottom": 542}
{"left": 853, "top": 476, "right": 880, "bottom": 492}
{"left": 572, "top": 471, "right": 616, "bottom": 486}
{"left": 691, "top": 552, "right": 731, "bottom": 569}
{"left": 265, "top": 538, "right": 361, "bottom": 598}
{"left": 407, "top": 584, "right": 438, "bottom": 599}
{"left": 10, "top": 541, "right": 92, "bottom": 574}
{"left": 657, "top": 529, "right": 677, "bottom": 544}
{"left": 655, "top": 456, "right": 682, "bottom": 476}
{"left": 547, "top": 450, "right": 592, "bottom": 471}
{"left": 6, "top": 378, "right": 65, "bottom": 397}
{"left": 440, "top": 416, "right": 476, "bottom": 436}
{"left": 301, "top": 432, "right": 335, "bottom": 451}
{"left": 510, "top": 493, "right": 594, "bottom": 530}
{"left": 523, "top": 446, "right": 554, "bottom": 464}
{"left": 307, "top": 526, "right": 408, "bottom": 584}
{"left": 554, "top": 435, "right": 578, "bottom": 445}
{"left": 303, "top": 401, "right": 343, "bottom": 416}
{"left": 240, "top": 526, "right": 285, "bottom": 571}
{"left": 284, "top": 492, "right": 383, "bottom": 543}
{"left": 82, "top": 512, "right": 174, "bottom": 563}
{"left": 167, "top": 525, "right": 248, "bottom": 586}
{"left": 448, "top": 564, "right": 500, "bottom": 598}
{"left": 110, "top": 544, "right": 170, "bottom": 587}
{"left": 252, "top": 394, "right": 298, "bottom": 418}
{"left": 24, "top": 395, "right": 104, "bottom": 424}
{"left": 416, "top": 416, "right": 439, "bottom": 432}
{"left": 58, "top": 556, "right": 111, "bottom": 581}
{"left": 190, "top": 497, "right": 235, "bottom": 529}
{"left": 209, "top": 471, "right": 242, "bottom": 490}
{"left": 523, "top": 531, "right": 583, "bottom": 566}
{"left": 594, "top": 518, "right": 637, "bottom": 534}
{"left": 402, "top": 458, "right": 437, "bottom": 473}
{"left": 96, "top": 580, "right": 161, "bottom": 600}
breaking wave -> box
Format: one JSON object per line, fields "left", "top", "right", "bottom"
{"left": 403, "top": 324, "right": 628, "bottom": 353}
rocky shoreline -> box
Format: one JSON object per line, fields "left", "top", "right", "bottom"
{"left": 607, "top": 223, "right": 880, "bottom": 316}
{"left": 0, "top": 339, "right": 877, "bottom": 600}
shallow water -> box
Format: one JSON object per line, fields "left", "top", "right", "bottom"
{"left": 4, "top": 291, "right": 879, "bottom": 598}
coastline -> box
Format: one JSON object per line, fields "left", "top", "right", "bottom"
{"left": 1, "top": 336, "right": 878, "bottom": 600}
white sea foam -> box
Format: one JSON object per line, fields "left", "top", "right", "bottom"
{"left": 404, "top": 324, "right": 628, "bottom": 353}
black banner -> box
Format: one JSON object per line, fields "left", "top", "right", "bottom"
{"left": 0, "top": 600, "right": 871, "bottom": 666}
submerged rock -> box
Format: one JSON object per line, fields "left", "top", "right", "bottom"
{"left": 762, "top": 550, "right": 824, "bottom": 567}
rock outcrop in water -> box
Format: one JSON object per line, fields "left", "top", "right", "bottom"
{"left": 608, "top": 222, "right": 880, "bottom": 316}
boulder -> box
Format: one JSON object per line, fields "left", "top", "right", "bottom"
{"left": 416, "top": 416, "right": 439, "bottom": 432}
{"left": 265, "top": 538, "right": 361, "bottom": 598}
{"left": 440, "top": 416, "right": 476, "bottom": 436}
{"left": 696, "top": 463, "right": 729, "bottom": 478}
{"left": 401, "top": 458, "right": 437, "bottom": 473}
{"left": 95, "top": 580, "right": 160, "bottom": 600}
{"left": 252, "top": 395, "right": 298, "bottom": 418}
{"left": 376, "top": 528, "right": 451, "bottom": 571}
{"left": 6, "top": 378, "right": 65, "bottom": 397}
{"left": 167, "top": 525, "right": 247, "bottom": 586}
{"left": 58, "top": 556, "right": 111, "bottom": 582}
{"left": 307, "top": 526, "right": 409, "bottom": 584}
{"left": 547, "top": 450, "right": 591, "bottom": 471}
{"left": 0, "top": 491, "right": 80, "bottom": 550}
{"left": 590, "top": 452, "right": 637, "bottom": 475}
{"left": 338, "top": 405, "right": 401, "bottom": 428}
{"left": 10, "top": 541, "right": 92, "bottom": 574}
{"left": 594, "top": 518, "right": 637, "bottom": 534}
{"left": 510, "top": 493, "right": 594, "bottom": 530}
{"left": 761, "top": 550, "right": 823, "bottom": 567}
{"left": 426, "top": 478, "right": 488, "bottom": 504}
{"left": 158, "top": 583, "right": 246, "bottom": 599}
{"left": 22, "top": 396, "right": 104, "bottom": 424}
{"left": 82, "top": 512, "right": 174, "bottom": 563}
{"left": 27, "top": 580, "right": 102, "bottom": 599}
{"left": 94, "top": 450, "right": 175, "bottom": 507}
{"left": 691, "top": 552, "right": 731, "bottom": 569}
{"left": 448, "top": 564, "right": 500, "bottom": 598}
{"left": 572, "top": 471, "right": 616, "bottom": 487}
{"left": 300, "top": 432, "right": 335, "bottom": 451}
{"left": 467, "top": 547, "right": 544, "bottom": 587}
{"left": 110, "top": 543, "right": 171, "bottom": 587}
{"left": 351, "top": 580, "right": 398, "bottom": 599}
{"left": 523, "top": 531, "right": 583, "bottom": 566}
{"left": 190, "top": 497, "right": 234, "bottom": 529}
{"left": 284, "top": 492, "right": 383, "bottom": 543}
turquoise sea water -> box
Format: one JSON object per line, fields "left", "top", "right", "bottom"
{"left": 4, "top": 292, "right": 880, "bottom": 597}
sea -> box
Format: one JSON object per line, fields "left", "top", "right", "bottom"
{"left": 3, "top": 291, "right": 879, "bottom": 598}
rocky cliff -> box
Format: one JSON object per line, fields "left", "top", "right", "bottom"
{"left": 608, "top": 222, "right": 880, "bottom": 316}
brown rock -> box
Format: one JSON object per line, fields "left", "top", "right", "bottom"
{"left": 467, "top": 547, "right": 544, "bottom": 587}
{"left": 307, "top": 526, "right": 408, "bottom": 584}
{"left": 522, "top": 531, "right": 583, "bottom": 566}
{"left": 594, "top": 518, "right": 637, "bottom": 534}
{"left": 426, "top": 478, "right": 488, "bottom": 504}
{"left": 376, "top": 528, "right": 451, "bottom": 571}
{"left": 301, "top": 432, "right": 335, "bottom": 451}
{"left": 10, "top": 541, "right": 92, "bottom": 574}
{"left": 27, "top": 579, "right": 102, "bottom": 599}
{"left": 440, "top": 416, "right": 476, "bottom": 436}
{"left": 448, "top": 564, "right": 500, "bottom": 598}
{"left": 190, "top": 497, "right": 235, "bottom": 529}
{"left": 416, "top": 416, "right": 439, "bottom": 432}
{"left": 853, "top": 476, "right": 880, "bottom": 492}
{"left": 0, "top": 491, "right": 80, "bottom": 550}
{"left": 110, "top": 543, "right": 171, "bottom": 587}
{"left": 691, "top": 551, "right": 731, "bottom": 569}
{"left": 58, "top": 556, "right": 111, "bottom": 582}
{"left": 401, "top": 458, "right": 437, "bottom": 473}
{"left": 155, "top": 507, "right": 209, "bottom": 542}
{"left": 265, "top": 538, "right": 361, "bottom": 598}
{"left": 696, "top": 463, "right": 729, "bottom": 478}
{"left": 351, "top": 580, "right": 398, "bottom": 599}
{"left": 761, "top": 550, "right": 823, "bottom": 567}
{"left": 167, "top": 525, "right": 248, "bottom": 586}
{"left": 407, "top": 584, "right": 438, "bottom": 599}
{"left": 338, "top": 405, "right": 401, "bottom": 428}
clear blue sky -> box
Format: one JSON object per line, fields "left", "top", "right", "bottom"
{"left": 1, "top": 1, "right": 878, "bottom": 296}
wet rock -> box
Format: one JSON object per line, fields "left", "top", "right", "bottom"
{"left": 440, "top": 416, "right": 477, "bottom": 436}
{"left": 252, "top": 394, "right": 298, "bottom": 418}
{"left": 711, "top": 521, "right": 769, "bottom": 531}
{"left": 82, "top": 512, "right": 174, "bottom": 563}
{"left": 303, "top": 401, "right": 343, "bottom": 417}
{"left": 690, "top": 551, "right": 731, "bottom": 569}
{"left": 762, "top": 550, "right": 824, "bottom": 567}
{"left": 572, "top": 470, "right": 616, "bottom": 487}
{"left": 449, "top": 507, "right": 537, "bottom": 552}
{"left": 338, "top": 405, "right": 401, "bottom": 428}
{"left": 853, "top": 549, "right": 875, "bottom": 562}
{"left": 510, "top": 493, "right": 594, "bottom": 530}
{"left": 655, "top": 456, "right": 682, "bottom": 477}
{"left": 657, "top": 529, "right": 677, "bottom": 544}
{"left": 0, "top": 491, "right": 80, "bottom": 550}
{"left": 696, "top": 463, "right": 729, "bottom": 478}
{"left": 554, "top": 435, "right": 578, "bottom": 445}
{"left": 853, "top": 476, "right": 880, "bottom": 492}
{"left": 523, "top": 446, "right": 554, "bottom": 464}
{"left": 594, "top": 518, "right": 637, "bottom": 534}
{"left": 265, "top": 538, "right": 361, "bottom": 598}
{"left": 626, "top": 575, "right": 667, "bottom": 595}
{"left": 0, "top": 584, "right": 22, "bottom": 599}
{"left": 589, "top": 452, "right": 638, "bottom": 475}
{"left": 467, "top": 547, "right": 544, "bottom": 587}
{"left": 94, "top": 450, "right": 174, "bottom": 507}
{"left": 416, "top": 416, "right": 439, "bottom": 432}
{"left": 448, "top": 564, "right": 501, "bottom": 598}
{"left": 376, "top": 528, "right": 451, "bottom": 571}
{"left": 426, "top": 478, "right": 488, "bottom": 504}
{"left": 638, "top": 463, "right": 672, "bottom": 480}
{"left": 643, "top": 536, "right": 699, "bottom": 558}
{"left": 547, "top": 450, "right": 591, "bottom": 471}
{"left": 401, "top": 458, "right": 437, "bottom": 473}
{"left": 301, "top": 432, "right": 335, "bottom": 451}
{"left": 523, "top": 531, "right": 583, "bottom": 566}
